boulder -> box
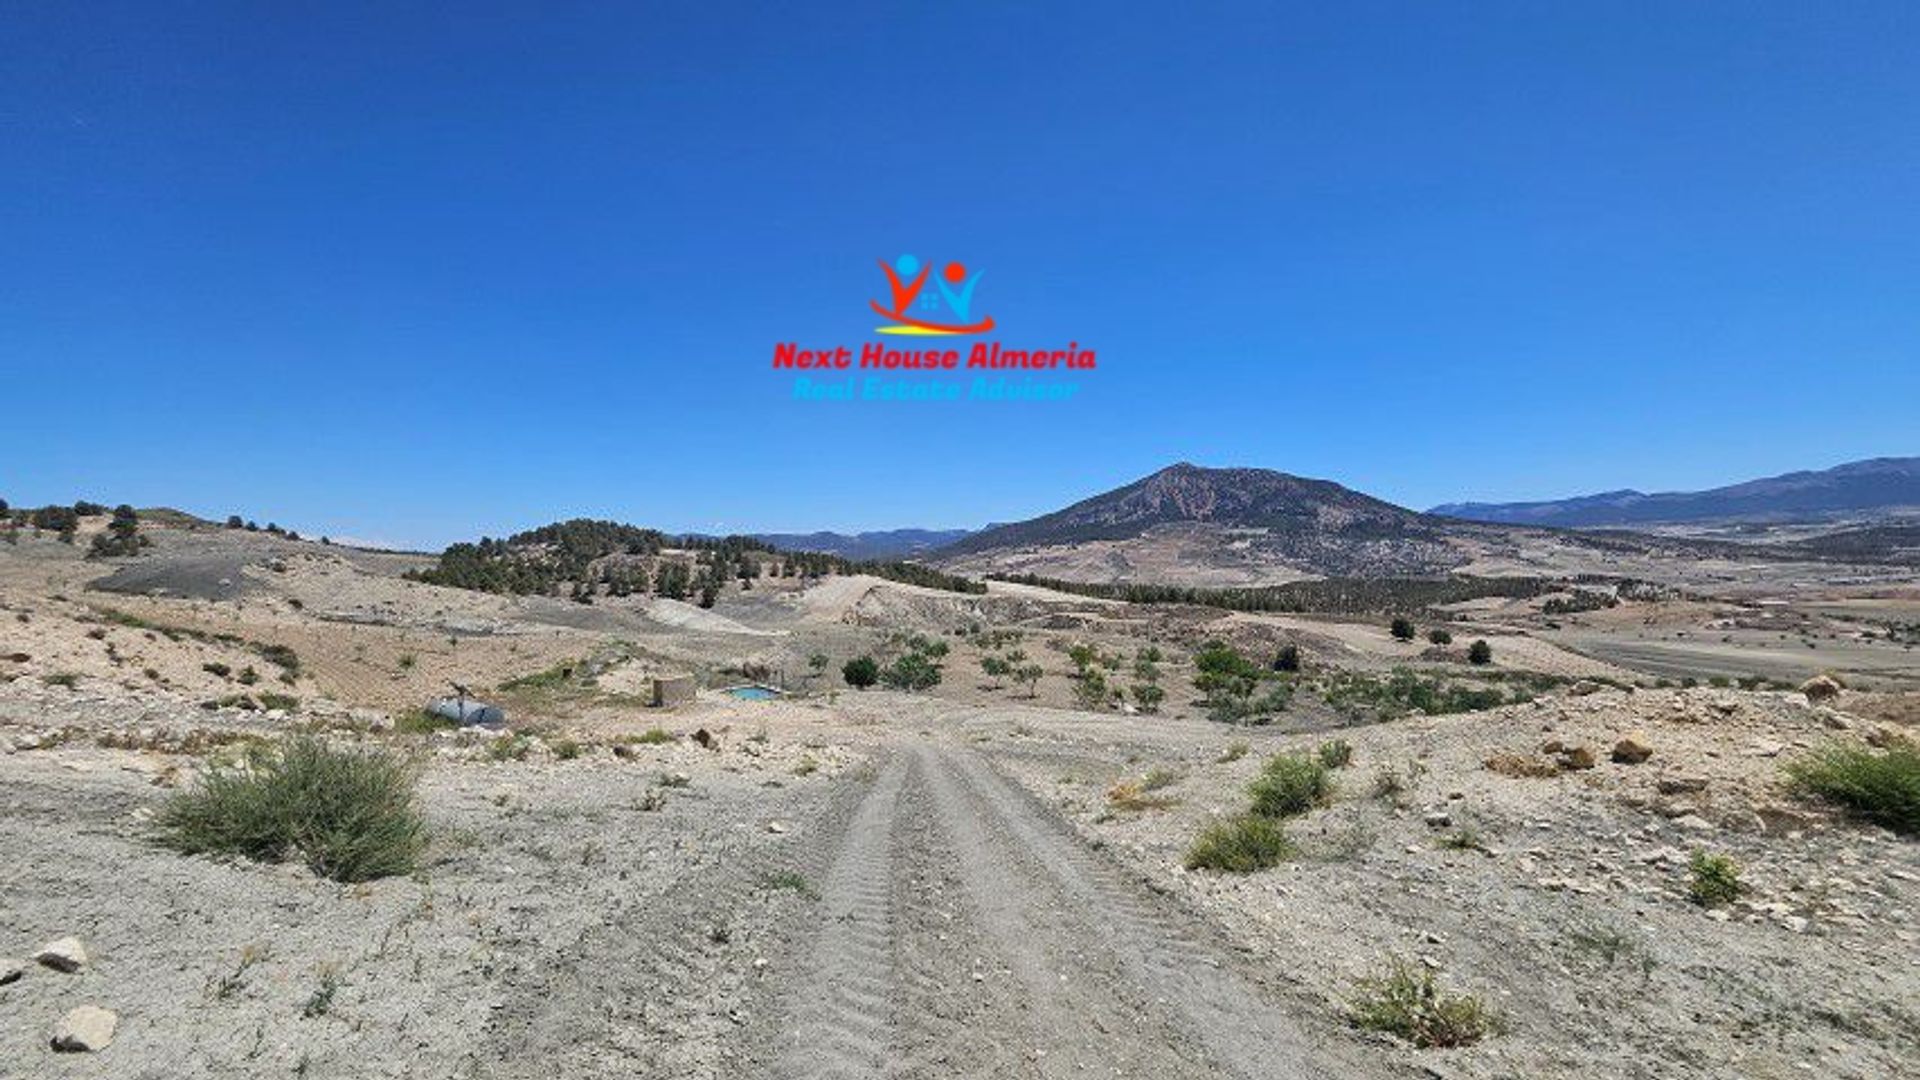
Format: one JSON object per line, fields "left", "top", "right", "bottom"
{"left": 1800, "top": 674, "right": 1843, "bottom": 703}
{"left": 1657, "top": 775, "right": 1708, "bottom": 795}
{"left": 1558, "top": 745, "right": 1597, "bottom": 770}
{"left": 0, "top": 957, "right": 24, "bottom": 986}
{"left": 1611, "top": 734, "right": 1654, "bottom": 765}
{"left": 51, "top": 1005, "right": 117, "bottom": 1052}
{"left": 34, "top": 937, "right": 88, "bottom": 973}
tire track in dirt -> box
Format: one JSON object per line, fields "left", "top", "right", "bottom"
{"left": 761, "top": 755, "right": 908, "bottom": 1080}
{"left": 912, "top": 742, "right": 1206, "bottom": 1078}
{"left": 472, "top": 761, "right": 888, "bottom": 1080}
{"left": 887, "top": 756, "right": 1035, "bottom": 1080}
{"left": 931, "top": 742, "right": 1387, "bottom": 1079}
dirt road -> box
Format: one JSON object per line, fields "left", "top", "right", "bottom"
{"left": 471, "top": 735, "right": 1381, "bottom": 1080}
{"left": 762, "top": 742, "right": 1376, "bottom": 1079}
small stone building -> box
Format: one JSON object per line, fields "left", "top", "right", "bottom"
{"left": 651, "top": 673, "right": 697, "bottom": 707}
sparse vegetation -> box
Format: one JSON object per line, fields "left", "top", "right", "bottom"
{"left": 1688, "top": 851, "right": 1743, "bottom": 906}
{"left": 1349, "top": 958, "right": 1496, "bottom": 1048}
{"left": 987, "top": 573, "right": 1561, "bottom": 616}
{"left": 394, "top": 710, "right": 458, "bottom": 735}
{"left": 762, "top": 870, "right": 815, "bottom": 897}
{"left": 1184, "top": 814, "right": 1293, "bottom": 872}
{"left": 302, "top": 965, "right": 344, "bottom": 1018}
{"left": 1317, "top": 739, "right": 1353, "bottom": 769}
{"left": 206, "top": 943, "right": 270, "bottom": 1001}
{"left": 1248, "top": 753, "right": 1334, "bottom": 817}
{"left": 1785, "top": 740, "right": 1920, "bottom": 835}
{"left": 1193, "top": 640, "right": 1291, "bottom": 723}
{"left": 487, "top": 734, "right": 533, "bottom": 762}
{"left": 1322, "top": 668, "right": 1535, "bottom": 719}
{"left": 842, "top": 655, "right": 879, "bottom": 689}
{"left": 1130, "top": 682, "right": 1165, "bottom": 712}
{"left": 88, "top": 504, "right": 147, "bottom": 557}
{"left": 157, "top": 736, "right": 427, "bottom": 883}
{"left": 500, "top": 659, "right": 576, "bottom": 691}
{"left": 882, "top": 653, "right": 942, "bottom": 692}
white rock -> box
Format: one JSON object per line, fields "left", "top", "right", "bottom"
{"left": 51, "top": 1005, "right": 117, "bottom": 1052}
{"left": 34, "top": 937, "right": 88, "bottom": 973}
{"left": 0, "top": 957, "right": 24, "bottom": 985}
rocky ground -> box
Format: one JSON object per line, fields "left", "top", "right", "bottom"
{"left": 2, "top": 523, "right": 1917, "bottom": 1078}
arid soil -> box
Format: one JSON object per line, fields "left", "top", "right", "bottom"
{"left": 2, "top": 522, "right": 1917, "bottom": 1078}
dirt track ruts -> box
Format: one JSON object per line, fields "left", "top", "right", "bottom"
{"left": 758, "top": 740, "right": 1386, "bottom": 1080}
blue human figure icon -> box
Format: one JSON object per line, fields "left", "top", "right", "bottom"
{"left": 935, "top": 261, "right": 982, "bottom": 323}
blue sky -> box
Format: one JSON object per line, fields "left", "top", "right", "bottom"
{"left": 5, "top": 3, "right": 1916, "bottom": 549}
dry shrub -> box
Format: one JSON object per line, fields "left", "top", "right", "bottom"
{"left": 1484, "top": 752, "right": 1560, "bottom": 779}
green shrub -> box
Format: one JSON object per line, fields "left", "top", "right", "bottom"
{"left": 842, "top": 655, "right": 879, "bottom": 689}
{"left": 393, "top": 710, "right": 458, "bottom": 735}
{"left": 1349, "top": 958, "right": 1496, "bottom": 1047}
{"left": 1248, "top": 752, "right": 1333, "bottom": 817}
{"left": 624, "top": 727, "right": 676, "bottom": 745}
{"left": 1688, "top": 851, "right": 1742, "bottom": 906}
{"left": 1317, "top": 739, "right": 1353, "bottom": 769}
{"left": 488, "top": 734, "right": 532, "bottom": 762}
{"left": 1184, "top": 814, "right": 1293, "bottom": 872}
{"left": 1467, "top": 640, "right": 1493, "bottom": 665}
{"left": 880, "top": 652, "right": 941, "bottom": 691}
{"left": 1785, "top": 741, "right": 1920, "bottom": 835}
{"left": 762, "top": 870, "right": 815, "bottom": 896}
{"left": 499, "top": 659, "right": 576, "bottom": 691}
{"left": 1131, "top": 682, "right": 1165, "bottom": 713}
{"left": 157, "top": 737, "right": 426, "bottom": 882}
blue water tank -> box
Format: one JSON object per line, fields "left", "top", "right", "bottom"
{"left": 427, "top": 697, "right": 506, "bottom": 727}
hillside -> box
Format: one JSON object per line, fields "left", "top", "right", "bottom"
{"left": 934, "top": 463, "right": 1480, "bottom": 583}
{"left": 1432, "top": 456, "right": 1920, "bottom": 527}
{"left": 943, "top": 463, "right": 1431, "bottom": 553}
{"left": 751, "top": 528, "right": 972, "bottom": 560}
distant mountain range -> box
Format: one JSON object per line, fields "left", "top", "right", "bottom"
{"left": 1430, "top": 457, "right": 1920, "bottom": 528}
{"left": 751, "top": 528, "right": 973, "bottom": 561}
{"left": 922, "top": 458, "right": 1920, "bottom": 584}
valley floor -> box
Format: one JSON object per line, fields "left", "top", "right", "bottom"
{"left": 2, "top": 524, "right": 1918, "bottom": 1078}
{"left": 2, "top": 676, "right": 1916, "bottom": 1079}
